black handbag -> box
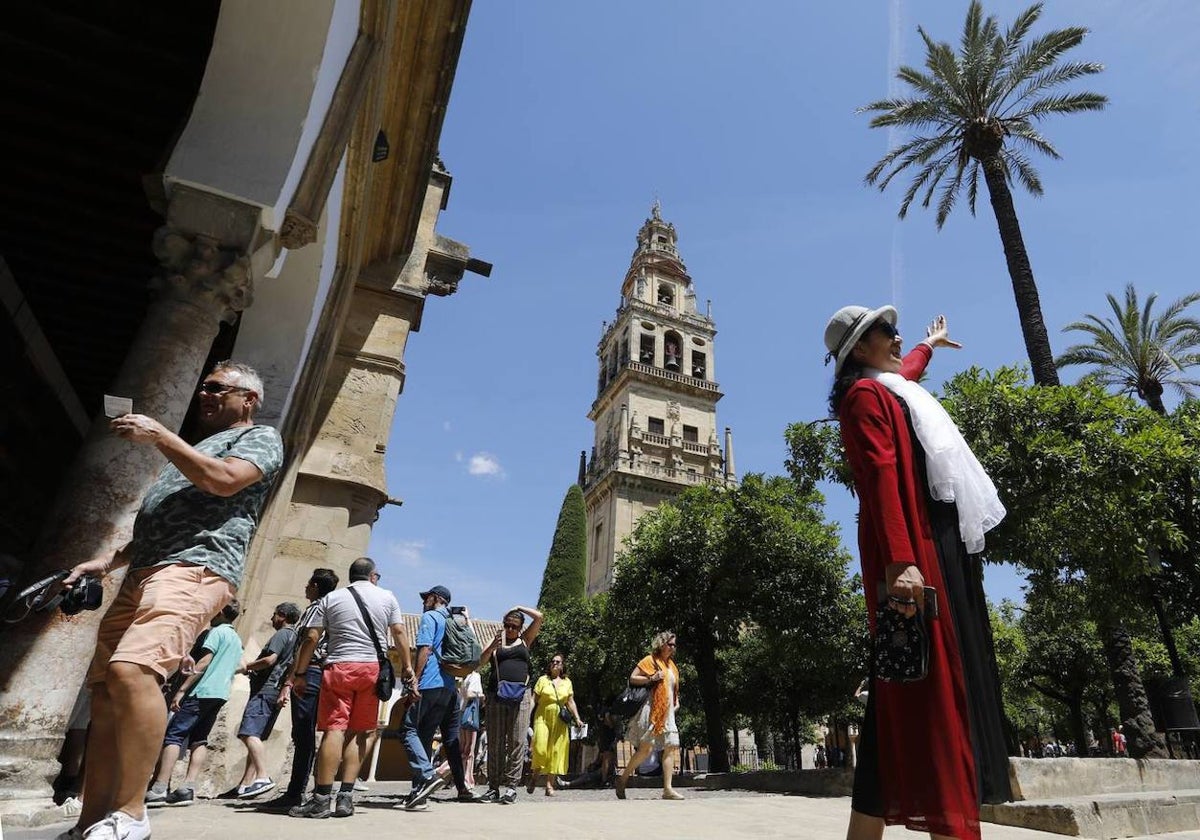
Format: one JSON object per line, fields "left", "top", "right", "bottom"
{"left": 873, "top": 608, "right": 928, "bottom": 682}
{"left": 873, "top": 584, "right": 937, "bottom": 683}
{"left": 552, "top": 679, "right": 573, "bottom": 724}
{"left": 612, "top": 683, "right": 651, "bottom": 717}
{"left": 348, "top": 586, "right": 396, "bottom": 701}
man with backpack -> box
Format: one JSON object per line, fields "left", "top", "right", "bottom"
{"left": 400, "top": 584, "right": 479, "bottom": 810}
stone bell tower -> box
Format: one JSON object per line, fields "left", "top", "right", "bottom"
{"left": 581, "top": 203, "right": 736, "bottom": 595}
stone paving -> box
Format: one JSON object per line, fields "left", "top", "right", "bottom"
{"left": 8, "top": 783, "right": 1176, "bottom": 840}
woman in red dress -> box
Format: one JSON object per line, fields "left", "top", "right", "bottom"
{"left": 823, "top": 305, "right": 1010, "bottom": 840}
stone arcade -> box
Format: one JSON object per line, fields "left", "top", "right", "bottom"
{"left": 0, "top": 0, "right": 489, "bottom": 820}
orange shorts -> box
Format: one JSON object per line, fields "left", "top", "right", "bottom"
{"left": 318, "top": 661, "right": 380, "bottom": 732}
{"left": 87, "top": 562, "right": 235, "bottom": 685}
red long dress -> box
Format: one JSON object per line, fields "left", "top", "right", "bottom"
{"left": 839, "top": 343, "right": 980, "bottom": 840}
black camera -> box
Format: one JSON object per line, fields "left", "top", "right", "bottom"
{"left": 61, "top": 575, "right": 103, "bottom": 615}
{"left": 8, "top": 569, "right": 103, "bottom": 620}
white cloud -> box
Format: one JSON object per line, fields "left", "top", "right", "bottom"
{"left": 467, "top": 452, "right": 505, "bottom": 478}
{"left": 381, "top": 539, "right": 428, "bottom": 570}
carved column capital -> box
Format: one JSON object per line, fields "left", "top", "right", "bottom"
{"left": 279, "top": 210, "right": 319, "bottom": 250}
{"left": 150, "top": 227, "right": 253, "bottom": 322}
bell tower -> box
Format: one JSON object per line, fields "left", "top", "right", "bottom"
{"left": 581, "top": 203, "right": 736, "bottom": 595}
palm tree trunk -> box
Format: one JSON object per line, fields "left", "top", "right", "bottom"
{"left": 1098, "top": 619, "right": 1168, "bottom": 758}
{"left": 980, "top": 155, "right": 1061, "bottom": 387}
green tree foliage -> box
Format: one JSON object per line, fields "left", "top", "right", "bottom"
{"left": 537, "top": 484, "right": 587, "bottom": 611}
{"left": 530, "top": 593, "right": 620, "bottom": 721}
{"left": 607, "top": 474, "right": 852, "bottom": 772}
{"left": 941, "top": 366, "right": 1184, "bottom": 756}
{"left": 1057, "top": 284, "right": 1200, "bottom": 414}
{"left": 861, "top": 2, "right": 1106, "bottom": 386}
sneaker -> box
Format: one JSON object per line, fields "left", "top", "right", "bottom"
{"left": 473, "top": 788, "right": 500, "bottom": 803}
{"left": 333, "top": 792, "right": 354, "bottom": 818}
{"left": 499, "top": 788, "right": 517, "bottom": 805}
{"left": 455, "top": 789, "right": 477, "bottom": 802}
{"left": 352, "top": 780, "right": 370, "bottom": 792}
{"left": 405, "top": 775, "right": 445, "bottom": 810}
{"left": 238, "top": 777, "right": 276, "bottom": 799}
{"left": 61, "top": 798, "right": 84, "bottom": 818}
{"left": 402, "top": 791, "right": 428, "bottom": 811}
{"left": 143, "top": 787, "right": 167, "bottom": 807}
{"left": 81, "top": 810, "right": 151, "bottom": 840}
{"left": 216, "top": 785, "right": 244, "bottom": 800}
{"left": 54, "top": 827, "right": 84, "bottom": 840}
{"left": 288, "top": 793, "right": 332, "bottom": 819}
{"left": 165, "top": 787, "right": 195, "bottom": 806}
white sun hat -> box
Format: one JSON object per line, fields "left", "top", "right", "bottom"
{"left": 823, "top": 304, "right": 898, "bottom": 374}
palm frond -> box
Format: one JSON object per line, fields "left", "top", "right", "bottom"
{"left": 864, "top": 133, "right": 946, "bottom": 185}
{"left": 934, "top": 156, "right": 969, "bottom": 227}
{"left": 1004, "top": 119, "right": 1061, "bottom": 159}
{"left": 995, "top": 27, "right": 1090, "bottom": 110}
{"left": 898, "top": 148, "right": 958, "bottom": 218}
{"left": 1013, "top": 92, "right": 1108, "bottom": 121}
{"left": 1003, "top": 149, "right": 1044, "bottom": 196}
{"left": 965, "top": 159, "right": 981, "bottom": 215}
{"left": 1002, "top": 61, "right": 1105, "bottom": 116}
{"left": 871, "top": 133, "right": 957, "bottom": 192}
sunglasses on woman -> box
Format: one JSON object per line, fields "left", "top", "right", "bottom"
{"left": 869, "top": 320, "right": 899, "bottom": 340}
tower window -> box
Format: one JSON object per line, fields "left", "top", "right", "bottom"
{"left": 639, "top": 334, "right": 655, "bottom": 364}
{"left": 657, "top": 284, "right": 674, "bottom": 306}
{"left": 683, "top": 425, "right": 698, "bottom": 443}
{"left": 664, "top": 331, "right": 683, "bottom": 371}
{"left": 691, "top": 351, "right": 707, "bottom": 379}
{"left": 648, "top": 417, "right": 665, "bottom": 435}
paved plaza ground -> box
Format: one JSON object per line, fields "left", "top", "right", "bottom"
{"left": 8, "top": 785, "right": 1198, "bottom": 840}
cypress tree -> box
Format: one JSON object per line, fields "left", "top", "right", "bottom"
{"left": 537, "top": 484, "right": 587, "bottom": 609}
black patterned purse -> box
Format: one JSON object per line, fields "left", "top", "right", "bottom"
{"left": 873, "top": 583, "right": 937, "bottom": 683}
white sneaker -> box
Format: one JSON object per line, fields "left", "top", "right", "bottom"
{"left": 54, "top": 827, "right": 84, "bottom": 840}
{"left": 82, "top": 810, "right": 151, "bottom": 840}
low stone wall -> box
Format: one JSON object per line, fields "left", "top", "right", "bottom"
{"left": 1009, "top": 757, "right": 1200, "bottom": 801}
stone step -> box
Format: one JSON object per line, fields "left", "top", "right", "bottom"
{"left": 1010, "top": 759, "right": 1200, "bottom": 801}
{"left": 983, "top": 789, "right": 1200, "bottom": 839}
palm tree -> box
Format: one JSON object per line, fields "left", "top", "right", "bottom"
{"left": 861, "top": 2, "right": 1106, "bottom": 387}
{"left": 1056, "top": 285, "right": 1200, "bottom": 415}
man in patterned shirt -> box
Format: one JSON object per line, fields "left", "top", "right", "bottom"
{"left": 61, "top": 361, "right": 284, "bottom": 840}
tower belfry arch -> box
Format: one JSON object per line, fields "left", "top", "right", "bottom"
{"left": 581, "top": 205, "right": 736, "bottom": 594}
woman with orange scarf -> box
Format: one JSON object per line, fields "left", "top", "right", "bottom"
{"left": 615, "top": 631, "right": 683, "bottom": 801}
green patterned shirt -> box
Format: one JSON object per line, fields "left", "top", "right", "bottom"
{"left": 128, "top": 425, "right": 284, "bottom": 587}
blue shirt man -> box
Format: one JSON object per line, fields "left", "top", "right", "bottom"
{"left": 401, "top": 584, "right": 468, "bottom": 809}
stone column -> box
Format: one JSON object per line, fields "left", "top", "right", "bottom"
{"left": 724, "top": 426, "right": 736, "bottom": 482}
{"left": 0, "top": 223, "right": 253, "bottom": 808}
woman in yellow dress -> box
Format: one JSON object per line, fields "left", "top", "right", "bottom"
{"left": 529, "top": 653, "right": 583, "bottom": 796}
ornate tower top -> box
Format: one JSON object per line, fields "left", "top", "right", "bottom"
{"left": 623, "top": 203, "right": 690, "bottom": 300}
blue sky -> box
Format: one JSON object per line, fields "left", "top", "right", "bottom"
{"left": 367, "top": 1, "right": 1200, "bottom": 621}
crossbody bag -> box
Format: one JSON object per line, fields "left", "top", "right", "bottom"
{"left": 347, "top": 587, "right": 396, "bottom": 701}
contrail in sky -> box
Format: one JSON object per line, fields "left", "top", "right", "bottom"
{"left": 888, "top": 0, "right": 904, "bottom": 310}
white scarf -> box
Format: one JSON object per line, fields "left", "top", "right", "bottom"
{"left": 866, "top": 370, "right": 1006, "bottom": 554}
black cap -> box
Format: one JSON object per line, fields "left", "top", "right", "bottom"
{"left": 419, "top": 585, "right": 452, "bottom": 603}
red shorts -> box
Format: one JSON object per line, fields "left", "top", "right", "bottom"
{"left": 317, "top": 661, "right": 380, "bottom": 732}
